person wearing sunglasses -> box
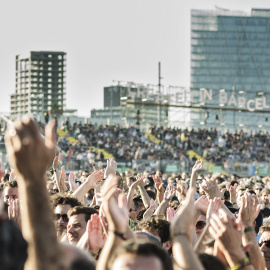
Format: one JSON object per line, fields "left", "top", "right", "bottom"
{"left": 259, "top": 218, "right": 270, "bottom": 270}
{"left": 50, "top": 194, "right": 81, "bottom": 239}
{"left": 195, "top": 215, "right": 206, "bottom": 238}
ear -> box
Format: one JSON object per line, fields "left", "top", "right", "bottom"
{"left": 162, "top": 240, "right": 172, "bottom": 251}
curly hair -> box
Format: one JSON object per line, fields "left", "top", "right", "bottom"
{"left": 50, "top": 194, "right": 82, "bottom": 211}
{"left": 134, "top": 216, "right": 170, "bottom": 244}
{"left": 68, "top": 206, "right": 98, "bottom": 222}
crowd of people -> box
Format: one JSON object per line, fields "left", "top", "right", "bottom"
{"left": 54, "top": 121, "right": 270, "bottom": 173}
{"left": 0, "top": 117, "right": 270, "bottom": 270}
{"left": 149, "top": 126, "right": 270, "bottom": 165}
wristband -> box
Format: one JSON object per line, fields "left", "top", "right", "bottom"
{"left": 109, "top": 230, "right": 126, "bottom": 240}
{"left": 230, "top": 257, "right": 251, "bottom": 270}
{"left": 244, "top": 227, "right": 254, "bottom": 233}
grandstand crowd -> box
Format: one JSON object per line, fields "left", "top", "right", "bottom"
{"left": 1, "top": 117, "right": 270, "bottom": 269}
{"left": 53, "top": 121, "right": 270, "bottom": 172}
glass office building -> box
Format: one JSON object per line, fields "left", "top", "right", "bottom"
{"left": 190, "top": 8, "right": 270, "bottom": 131}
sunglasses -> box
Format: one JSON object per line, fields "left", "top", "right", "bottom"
{"left": 129, "top": 209, "right": 138, "bottom": 212}
{"left": 259, "top": 240, "right": 270, "bottom": 248}
{"left": 196, "top": 221, "right": 206, "bottom": 230}
{"left": 53, "top": 189, "right": 59, "bottom": 193}
{"left": 54, "top": 214, "right": 69, "bottom": 222}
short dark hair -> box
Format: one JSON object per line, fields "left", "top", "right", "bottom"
{"left": 4, "top": 181, "right": 18, "bottom": 190}
{"left": 109, "top": 239, "right": 173, "bottom": 270}
{"left": 198, "top": 253, "right": 226, "bottom": 270}
{"left": 50, "top": 194, "right": 81, "bottom": 212}
{"left": 0, "top": 218, "right": 28, "bottom": 270}
{"left": 134, "top": 217, "right": 170, "bottom": 243}
{"left": 68, "top": 206, "right": 98, "bottom": 222}
{"left": 134, "top": 231, "right": 161, "bottom": 245}
{"left": 2, "top": 173, "right": 10, "bottom": 182}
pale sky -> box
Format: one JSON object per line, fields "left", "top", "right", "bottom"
{"left": 0, "top": 0, "right": 269, "bottom": 116}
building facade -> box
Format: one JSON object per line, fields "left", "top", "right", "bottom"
{"left": 91, "top": 83, "right": 169, "bottom": 130}
{"left": 10, "top": 51, "right": 66, "bottom": 120}
{"left": 190, "top": 8, "right": 270, "bottom": 131}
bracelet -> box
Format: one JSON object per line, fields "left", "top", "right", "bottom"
{"left": 109, "top": 230, "right": 126, "bottom": 240}
{"left": 231, "top": 257, "right": 251, "bottom": 270}
{"left": 244, "top": 227, "right": 254, "bottom": 233}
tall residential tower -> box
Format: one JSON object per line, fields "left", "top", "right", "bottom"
{"left": 10, "top": 51, "right": 66, "bottom": 119}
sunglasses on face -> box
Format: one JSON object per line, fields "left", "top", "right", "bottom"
{"left": 259, "top": 240, "right": 270, "bottom": 248}
{"left": 53, "top": 189, "right": 59, "bottom": 193}
{"left": 54, "top": 214, "right": 69, "bottom": 222}
{"left": 196, "top": 221, "right": 206, "bottom": 230}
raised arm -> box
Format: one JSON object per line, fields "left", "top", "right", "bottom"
{"left": 209, "top": 209, "right": 254, "bottom": 270}
{"left": 126, "top": 174, "right": 144, "bottom": 210}
{"left": 171, "top": 188, "right": 205, "bottom": 270}
{"left": 154, "top": 184, "right": 175, "bottom": 216}
{"left": 201, "top": 178, "right": 234, "bottom": 218}
{"left": 5, "top": 118, "right": 66, "bottom": 270}
{"left": 239, "top": 193, "right": 265, "bottom": 270}
{"left": 97, "top": 175, "right": 129, "bottom": 270}
{"left": 190, "top": 159, "right": 203, "bottom": 189}
{"left": 53, "top": 156, "right": 66, "bottom": 193}
{"left": 153, "top": 175, "right": 164, "bottom": 204}
{"left": 72, "top": 170, "right": 104, "bottom": 202}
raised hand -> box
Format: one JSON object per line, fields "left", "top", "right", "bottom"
{"left": 143, "top": 199, "right": 158, "bottom": 219}
{"left": 101, "top": 174, "right": 118, "bottom": 198}
{"left": 192, "top": 159, "right": 203, "bottom": 173}
{"left": 99, "top": 203, "right": 109, "bottom": 236}
{"left": 176, "top": 178, "right": 187, "bottom": 197}
{"left": 239, "top": 193, "right": 260, "bottom": 228}
{"left": 153, "top": 175, "right": 164, "bottom": 192}
{"left": 200, "top": 178, "right": 225, "bottom": 200}
{"left": 8, "top": 198, "right": 21, "bottom": 228}
{"left": 87, "top": 214, "right": 106, "bottom": 254}
{"left": 206, "top": 197, "right": 222, "bottom": 222}
{"left": 5, "top": 118, "right": 56, "bottom": 181}
{"left": 167, "top": 207, "right": 175, "bottom": 223}
{"left": 229, "top": 183, "right": 238, "bottom": 204}
{"left": 130, "top": 174, "right": 144, "bottom": 189}
{"left": 194, "top": 195, "right": 210, "bottom": 215}
{"left": 103, "top": 176, "right": 129, "bottom": 234}
{"left": 171, "top": 188, "right": 197, "bottom": 238}
{"left": 104, "top": 159, "right": 117, "bottom": 178}
{"left": 59, "top": 165, "right": 66, "bottom": 191}
{"left": 164, "top": 184, "right": 176, "bottom": 201}
{"left": 87, "top": 170, "right": 104, "bottom": 189}
{"left": 209, "top": 209, "right": 247, "bottom": 268}
{"left": 68, "top": 172, "right": 79, "bottom": 192}
{"left": 52, "top": 156, "right": 59, "bottom": 171}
